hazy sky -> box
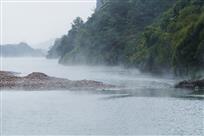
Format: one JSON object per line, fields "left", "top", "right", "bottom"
{"left": 1, "top": 0, "right": 96, "bottom": 48}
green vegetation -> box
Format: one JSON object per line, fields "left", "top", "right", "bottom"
{"left": 47, "top": 0, "right": 204, "bottom": 77}
{"left": 131, "top": 0, "right": 204, "bottom": 77}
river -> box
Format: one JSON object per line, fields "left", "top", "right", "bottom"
{"left": 1, "top": 57, "right": 203, "bottom": 135}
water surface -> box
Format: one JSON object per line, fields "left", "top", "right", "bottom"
{"left": 1, "top": 57, "right": 203, "bottom": 135}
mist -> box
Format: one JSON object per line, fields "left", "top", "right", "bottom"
{"left": 1, "top": 0, "right": 203, "bottom": 135}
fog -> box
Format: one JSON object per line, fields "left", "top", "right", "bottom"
{"left": 1, "top": 0, "right": 96, "bottom": 48}
{"left": 2, "top": 57, "right": 196, "bottom": 97}
{"left": 1, "top": 1, "right": 203, "bottom": 135}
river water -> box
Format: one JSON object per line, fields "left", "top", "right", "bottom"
{"left": 1, "top": 57, "right": 203, "bottom": 135}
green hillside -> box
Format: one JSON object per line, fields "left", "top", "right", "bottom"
{"left": 47, "top": 0, "right": 204, "bottom": 77}
{"left": 131, "top": 0, "right": 204, "bottom": 76}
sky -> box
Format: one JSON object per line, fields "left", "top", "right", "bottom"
{"left": 1, "top": 0, "right": 96, "bottom": 48}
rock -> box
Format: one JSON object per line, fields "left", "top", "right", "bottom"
{"left": 25, "top": 72, "right": 50, "bottom": 80}
{"left": 0, "top": 71, "right": 115, "bottom": 90}
{"left": 175, "top": 79, "right": 204, "bottom": 90}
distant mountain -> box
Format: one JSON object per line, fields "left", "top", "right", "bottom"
{"left": 0, "top": 42, "right": 45, "bottom": 57}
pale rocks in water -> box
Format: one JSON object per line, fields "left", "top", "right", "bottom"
{"left": 175, "top": 79, "right": 204, "bottom": 90}
{"left": 0, "top": 71, "right": 114, "bottom": 90}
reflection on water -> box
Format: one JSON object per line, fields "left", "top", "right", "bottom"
{"left": 1, "top": 57, "right": 204, "bottom": 135}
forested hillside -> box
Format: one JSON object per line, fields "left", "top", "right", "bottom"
{"left": 47, "top": 0, "right": 204, "bottom": 77}
{"left": 130, "top": 0, "right": 204, "bottom": 76}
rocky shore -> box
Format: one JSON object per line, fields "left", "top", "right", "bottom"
{"left": 175, "top": 79, "right": 204, "bottom": 90}
{"left": 0, "top": 71, "right": 114, "bottom": 90}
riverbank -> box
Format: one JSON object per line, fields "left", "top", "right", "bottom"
{"left": 0, "top": 71, "right": 114, "bottom": 90}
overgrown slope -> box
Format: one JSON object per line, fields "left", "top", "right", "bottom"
{"left": 47, "top": 0, "right": 204, "bottom": 77}
{"left": 130, "top": 0, "right": 204, "bottom": 76}
{"left": 48, "top": 0, "right": 176, "bottom": 64}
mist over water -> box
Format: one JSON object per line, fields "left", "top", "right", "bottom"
{"left": 1, "top": 57, "right": 204, "bottom": 135}
{"left": 2, "top": 57, "right": 176, "bottom": 88}
{"left": 1, "top": 57, "right": 198, "bottom": 97}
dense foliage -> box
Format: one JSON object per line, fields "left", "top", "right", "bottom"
{"left": 47, "top": 0, "right": 204, "bottom": 77}
{"left": 131, "top": 0, "right": 204, "bottom": 76}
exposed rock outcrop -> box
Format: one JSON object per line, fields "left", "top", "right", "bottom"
{"left": 175, "top": 79, "right": 204, "bottom": 90}
{"left": 0, "top": 71, "right": 114, "bottom": 90}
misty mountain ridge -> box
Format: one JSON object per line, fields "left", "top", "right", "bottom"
{"left": 0, "top": 42, "right": 45, "bottom": 57}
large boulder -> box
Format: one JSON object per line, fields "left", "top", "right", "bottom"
{"left": 25, "top": 72, "right": 50, "bottom": 80}
{"left": 175, "top": 79, "right": 204, "bottom": 90}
